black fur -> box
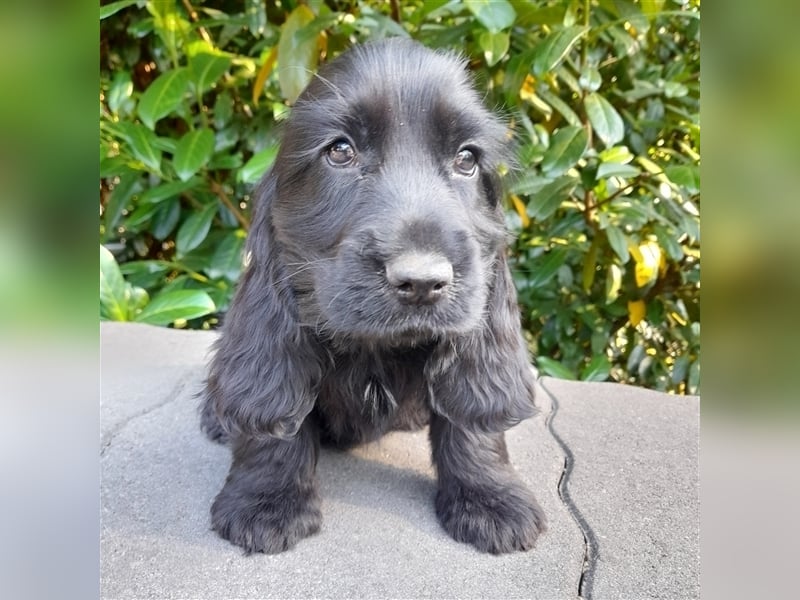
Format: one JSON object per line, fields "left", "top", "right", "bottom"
{"left": 202, "top": 38, "right": 546, "bottom": 555}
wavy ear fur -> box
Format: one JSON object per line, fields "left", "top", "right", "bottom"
{"left": 203, "top": 174, "right": 323, "bottom": 440}
{"left": 426, "top": 251, "right": 536, "bottom": 432}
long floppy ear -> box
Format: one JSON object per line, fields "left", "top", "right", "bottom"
{"left": 427, "top": 251, "right": 536, "bottom": 432}
{"left": 203, "top": 173, "right": 323, "bottom": 440}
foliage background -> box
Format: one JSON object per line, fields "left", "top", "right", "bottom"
{"left": 100, "top": 0, "right": 700, "bottom": 394}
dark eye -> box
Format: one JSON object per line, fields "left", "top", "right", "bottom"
{"left": 326, "top": 139, "right": 356, "bottom": 167}
{"left": 454, "top": 148, "right": 478, "bottom": 176}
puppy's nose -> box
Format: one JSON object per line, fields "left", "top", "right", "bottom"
{"left": 385, "top": 253, "right": 453, "bottom": 305}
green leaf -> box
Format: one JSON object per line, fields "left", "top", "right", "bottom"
{"left": 103, "top": 169, "right": 140, "bottom": 235}
{"left": 536, "top": 356, "right": 576, "bottom": 380}
{"left": 176, "top": 203, "right": 217, "bottom": 256}
{"left": 213, "top": 92, "right": 234, "bottom": 128}
{"left": 529, "top": 175, "right": 578, "bottom": 221}
{"left": 134, "top": 290, "right": 216, "bottom": 326}
{"left": 604, "top": 225, "right": 630, "bottom": 263}
{"left": 597, "top": 162, "right": 640, "bottom": 179}
{"left": 139, "top": 177, "right": 201, "bottom": 204}
{"left": 173, "top": 129, "right": 215, "bottom": 181}
{"left": 208, "top": 230, "right": 247, "bottom": 281}
{"left": 581, "top": 355, "right": 611, "bottom": 382}
{"left": 479, "top": 30, "right": 510, "bottom": 67}
{"left": 540, "top": 126, "right": 588, "bottom": 175}
{"left": 151, "top": 199, "right": 182, "bottom": 240}
{"left": 190, "top": 53, "right": 231, "bottom": 95}
{"left": 246, "top": 0, "right": 267, "bottom": 36}
{"left": 585, "top": 92, "right": 625, "bottom": 147}
{"left": 532, "top": 26, "right": 586, "bottom": 76}
{"left": 100, "top": 245, "right": 127, "bottom": 321}
{"left": 465, "top": 0, "right": 516, "bottom": 32}
{"left": 117, "top": 122, "right": 162, "bottom": 172}
{"left": 107, "top": 70, "right": 134, "bottom": 115}
{"left": 277, "top": 5, "right": 318, "bottom": 104}
{"left": 528, "top": 249, "right": 568, "bottom": 287}
{"left": 579, "top": 65, "right": 601, "bottom": 92}
{"left": 137, "top": 67, "right": 190, "bottom": 129}
{"left": 664, "top": 165, "right": 700, "bottom": 194}
{"left": 100, "top": 0, "right": 140, "bottom": 20}
{"left": 238, "top": 145, "right": 278, "bottom": 184}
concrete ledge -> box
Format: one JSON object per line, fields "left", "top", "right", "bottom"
{"left": 100, "top": 322, "right": 698, "bottom": 599}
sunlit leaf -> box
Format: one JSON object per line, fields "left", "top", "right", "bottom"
{"left": 540, "top": 126, "right": 588, "bottom": 175}
{"left": 100, "top": 245, "right": 127, "bottom": 321}
{"left": 137, "top": 67, "right": 190, "bottom": 129}
{"left": 479, "top": 30, "right": 510, "bottom": 67}
{"left": 190, "top": 53, "right": 231, "bottom": 95}
{"left": 536, "top": 356, "right": 576, "bottom": 380}
{"left": 465, "top": 0, "right": 516, "bottom": 32}
{"left": 531, "top": 26, "right": 586, "bottom": 76}
{"left": 134, "top": 289, "right": 216, "bottom": 325}
{"left": 117, "top": 122, "right": 162, "bottom": 172}
{"left": 238, "top": 145, "right": 278, "bottom": 184}
{"left": 277, "top": 5, "right": 318, "bottom": 104}
{"left": 585, "top": 92, "right": 625, "bottom": 147}
{"left": 173, "top": 128, "right": 215, "bottom": 181}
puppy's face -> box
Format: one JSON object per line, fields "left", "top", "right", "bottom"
{"left": 270, "top": 40, "right": 510, "bottom": 346}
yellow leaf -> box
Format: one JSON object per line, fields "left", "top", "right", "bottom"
{"left": 628, "top": 299, "right": 646, "bottom": 326}
{"left": 252, "top": 46, "right": 278, "bottom": 106}
{"left": 519, "top": 74, "right": 536, "bottom": 101}
{"left": 510, "top": 194, "right": 530, "bottom": 228}
{"left": 632, "top": 240, "right": 662, "bottom": 288}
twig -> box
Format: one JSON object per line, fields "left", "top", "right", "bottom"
{"left": 209, "top": 180, "right": 250, "bottom": 231}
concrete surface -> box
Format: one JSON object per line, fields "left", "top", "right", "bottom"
{"left": 100, "top": 322, "right": 699, "bottom": 599}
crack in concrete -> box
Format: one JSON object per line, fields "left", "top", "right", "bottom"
{"left": 100, "top": 372, "right": 196, "bottom": 456}
{"left": 540, "top": 378, "right": 599, "bottom": 600}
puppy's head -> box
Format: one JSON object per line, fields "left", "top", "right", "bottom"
{"left": 268, "top": 38, "right": 511, "bottom": 346}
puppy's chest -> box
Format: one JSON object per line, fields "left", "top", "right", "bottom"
{"left": 319, "top": 347, "right": 431, "bottom": 422}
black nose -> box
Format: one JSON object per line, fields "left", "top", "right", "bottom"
{"left": 385, "top": 253, "right": 454, "bottom": 305}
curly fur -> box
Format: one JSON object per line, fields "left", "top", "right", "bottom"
{"left": 201, "top": 38, "right": 546, "bottom": 555}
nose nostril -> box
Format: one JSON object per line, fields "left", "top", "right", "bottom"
{"left": 385, "top": 253, "right": 453, "bottom": 305}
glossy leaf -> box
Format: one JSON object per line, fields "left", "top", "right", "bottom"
{"left": 536, "top": 356, "right": 576, "bottom": 380}
{"left": 117, "top": 122, "right": 162, "bottom": 172}
{"left": 190, "top": 53, "right": 231, "bottom": 95}
{"left": 173, "top": 129, "right": 215, "bottom": 181}
{"left": 529, "top": 175, "right": 578, "bottom": 220}
{"left": 107, "top": 70, "right": 134, "bottom": 114}
{"left": 604, "top": 225, "right": 630, "bottom": 263}
{"left": 531, "top": 26, "right": 586, "bottom": 76}
{"left": 176, "top": 203, "right": 217, "bottom": 256}
{"left": 527, "top": 249, "right": 568, "bottom": 287}
{"left": 134, "top": 289, "right": 216, "bottom": 325}
{"left": 100, "top": 245, "right": 127, "bottom": 321}
{"left": 277, "top": 5, "right": 317, "bottom": 104}
{"left": 479, "top": 30, "right": 510, "bottom": 67}
{"left": 137, "top": 67, "right": 190, "bottom": 129}
{"left": 540, "top": 126, "right": 588, "bottom": 175}
{"left": 100, "top": 0, "right": 140, "bottom": 20}
{"left": 465, "top": 0, "right": 516, "bottom": 32}
{"left": 581, "top": 355, "right": 611, "bottom": 382}
{"left": 208, "top": 230, "right": 246, "bottom": 281}
{"left": 139, "top": 177, "right": 201, "bottom": 204}
{"left": 238, "top": 145, "right": 278, "bottom": 184}
{"left": 585, "top": 92, "right": 625, "bottom": 147}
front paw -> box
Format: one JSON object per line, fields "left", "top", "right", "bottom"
{"left": 435, "top": 481, "right": 546, "bottom": 554}
{"left": 211, "top": 485, "right": 321, "bottom": 554}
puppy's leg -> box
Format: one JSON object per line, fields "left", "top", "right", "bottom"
{"left": 211, "top": 420, "right": 321, "bottom": 554}
{"left": 429, "top": 414, "right": 546, "bottom": 554}
{"left": 200, "top": 395, "right": 229, "bottom": 444}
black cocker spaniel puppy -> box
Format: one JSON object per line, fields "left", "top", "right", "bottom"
{"left": 201, "top": 38, "right": 546, "bottom": 555}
